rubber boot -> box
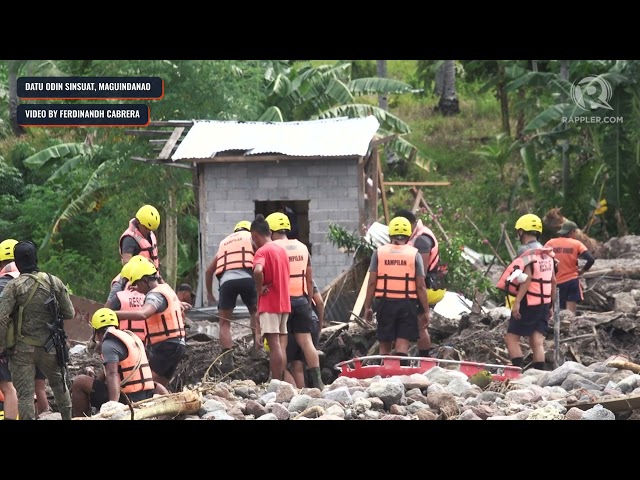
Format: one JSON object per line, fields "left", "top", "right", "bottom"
{"left": 308, "top": 367, "right": 324, "bottom": 390}
{"left": 59, "top": 407, "right": 72, "bottom": 421}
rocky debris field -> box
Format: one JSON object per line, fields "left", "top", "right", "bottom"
{"left": 39, "top": 234, "right": 640, "bottom": 420}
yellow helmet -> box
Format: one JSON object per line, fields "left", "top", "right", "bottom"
{"left": 91, "top": 307, "right": 119, "bottom": 330}
{"left": 127, "top": 257, "right": 158, "bottom": 284}
{"left": 388, "top": 217, "right": 412, "bottom": 237}
{"left": 121, "top": 255, "right": 152, "bottom": 281}
{"left": 266, "top": 212, "right": 291, "bottom": 232}
{"left": 0, "top": 239, "right": 18, "bottom": 262}
{"left": 136, "top": 204, "right": 161, "bottom": 231}
{"left": 234, "top": 220, "right": 251, "bottom": 233}
{"left": 515, "top": 214, "right": 542, "bottom": 233}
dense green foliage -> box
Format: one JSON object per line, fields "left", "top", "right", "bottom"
{"left": 1, "top": 59, "right": 638, "bottom": 303}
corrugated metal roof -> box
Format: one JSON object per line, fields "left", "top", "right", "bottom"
{"left": 171, "top": 115, "right": 380, "bottom": 161}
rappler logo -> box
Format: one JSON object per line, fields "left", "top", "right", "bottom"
{"left": 570, "top": 75, "right": 613, "bottom": 111}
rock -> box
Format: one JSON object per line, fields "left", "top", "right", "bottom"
{"left": 582, "top": 404, "right": 616, "bottom": 420}
{"left": 257, "top": 413, "right": 279, "bottom": 420}
{"left": 288, "top": 395, "right": 313, "bottom": 413}
{"left": 564, "top": 407, "right": 585, "bottom": 420}
{"left": 415, "top": 409, "right": 438, "bottom": 420}
{"left": 526, "top": 405, "right": 565, "bottom": 420}
{"left": 244, "top": 400, "right": 268, "bottom": 417}
{"left": 269, "top": 402, "right": 290, "bottom": 420}
{"left": 366, "top": 381, "right": 405, "bottom": 409}
{"left": 322, "top": 386, "right": 353, "bottom": 405}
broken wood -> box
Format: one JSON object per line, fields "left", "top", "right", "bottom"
{"left": 350, "top": 270, "right": 370, "bottom": 323}
{"left": 607, "top": 360, "right": 640, "bottom": 374}
{"left": 464, "top": 215, "right": 507, "bottom": 266}
{"left": 481, "top": 345, "right": 510, "bottom": 364}
{"left": 74, "top": 390, "right": 202, "bottom": 420}
{"left": 502, "top": 222, "right": 517, "bottom": 260}
{"left": 561, "top": 333, "right": 597, "bottom": 343}
{"left": 568, "top": 345, "right": 581, "bottom": 364}
{"left": 410, "top": 187, "right": 451, "bottom": 245}
{"left": 349, "top": 310, "right": 374, "bottom": 330}
{"left": 592, "top": 325, "right": 602, "bottom": 353}
{"left": 583, "top": 267, "right": 640, "bottom": 279}
{"left": 564, "top": 393, "right": 640, "bottom": 413}
{"left": 377, "top": 155, "right": 390, "bottom": 224}
{"left": 412, "top": 189, "right": 423, "bottom": 214}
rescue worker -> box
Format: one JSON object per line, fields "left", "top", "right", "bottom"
{"left": 251, "top": 215, "right": 291, "bottom": 383}
{"left": 544, "top": 220, "right": 595, "bottom": 314}
{"left": 119, "top": 204, "right": 163, "bottom": 282}
{"left": 0, "top": 241, "right": 73, "bottom": 420}
{"left": 115, "top": 258, "right": 186, "bottom": 389}
{"left": 177, "top": 284, "right": 196, "bottom": 307}
{"left": 205, "top": 220, "right": 258, "bottom": 373}
{"left": 105, "top": 256, "right": 149, "bottom": 343}
{"left": 497, "top": 214, "right": 557, "bottom": 371}
{"left": 395, "top": 209, "right": 443, "bottom": 358}
{"left": 0, "top": 239, "right": 50, "bottom": 419}
{"left": 0, "top": 239, "right": 19, "bottom": 419}
{"left": 286, "top": 279, "right": 325, "bottom": 388}
{"left": 363, "top": 217, "right": 431, "bottom": 359}
{"left": 267, "top": 212, "right": 323, "bottom": 390}
{"left": 71, "top": 308, "right": 161, "bottom": 417}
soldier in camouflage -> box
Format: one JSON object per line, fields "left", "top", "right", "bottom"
{"left": 0, "top": 241, "right": 74, "bottom": 420}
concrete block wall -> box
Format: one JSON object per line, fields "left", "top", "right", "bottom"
{"left": 201, "top": 158, "right": 360, "bottom": 296}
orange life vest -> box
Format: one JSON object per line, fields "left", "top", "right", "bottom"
{"left": 0, "top": 261, "right": 19, "bottom": 279}
{"left": 273, "top": 238, "right": 309, "bottom": 297}
{"left": 145, "top": 283, "right": 185, "bottom": 345}
{"left": 119, "top": 219, "right": 160, "bottom": 269}
{"left": 102, "top": 328, "right": 154, "bottom": 394}
{"left": 214, "top": 230, "right": 254, "bottom": 277}
{"left": 408, "top": 220, "right": 440, "bottom": 273}
{"left": 375, "top": 244, "right": 419, "bottom": 299}
{"left": 496, "top": 247, "right": 555, "bottom": 305}
{"left": 116, "top": 287, "right": 148, "bottom": 343}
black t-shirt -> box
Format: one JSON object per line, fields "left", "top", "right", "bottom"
{"left": 121, "top": 235, "right": 142, "bottom": 255}
{"left": 413, "top": 234, "right": 435, "bottom": 255}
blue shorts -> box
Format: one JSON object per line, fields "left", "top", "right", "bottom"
{"left": 558, "top": 278, "right": 583, "bottom": 309}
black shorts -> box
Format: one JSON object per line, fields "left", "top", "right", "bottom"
{"left": 507, "top": 302, "right": 551, "bottom": 336}
{"left": 0, "top": 364, "right": 46, "bottom": 382}
{"left": 90, "top": 378, "right": 154, "bottom": 408}
{"left": 558, "top": 278, "right": 582, "bottom": 309}
{"left": 0, "top": 359, "right": 10, "bottom": 382}
{"left": 375, "top": 298, "right": 419, "bottom": 342}
{"left": 287, "top": 317, "right": 320, "bottom": 362}
{"left": 287, "top": 301, "right": 314, "bottom": 335}
{"left": 218, "top": 277, "right": 258, "bottom": 310}
{"left": 147, "top": 341, "right": 187, "bottom": 380}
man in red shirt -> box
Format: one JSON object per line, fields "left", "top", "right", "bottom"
{"left": 544, "top": 220, "right": 595, "bottom": 314}
{"left": 250, "top": 215, "right": 291, "bottom": 382}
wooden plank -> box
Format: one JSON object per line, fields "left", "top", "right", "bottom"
{"left": 350, "top": 270, "right": 370, "bottom": 322}
{"left": 383, "top": 181, "right": 451, "bottom": 186}
{"left": 130, "top": 157, "right": 194, "bottom": 169}
{"left": 370, "top": 148, "right": 379, "bottom": 225}
{"left": 125, "top": 129, "right": 179, "bottom": 136}
{"left": 564, "top": 393, "right": 640, "bottom": 413}
{"left": 410, "top": 187, "right": 451, "bottom": 245}
{"left": 194, "top": 154, "right": 361, "bottom": 163}
{"left": 159, "top": 127, "right": 185, "bottom": 160}
{"left": 377, "top": 155, "right": 389, "bottom": 224}
{"left": 371, "top": 134, "right": 399, "bottom": 147}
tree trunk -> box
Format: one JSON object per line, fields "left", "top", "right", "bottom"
{"left": 376, "top": 60, "right": 388, "bottom": 111}
{"left": 497, "top": 62, "right": 510, "bottom": 136}
{"left": 8, "top": 60, "right": 26, "bottom": 137}
{"left": 163, "top": 189, "right": 178, "bottom": 289}
{"left": 560, "top": 60, "right": 570, "bottom": 200}
{"left": 437, "top": 60, "right": 460, "bottom": 116}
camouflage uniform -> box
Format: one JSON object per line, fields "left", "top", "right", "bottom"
{"left": 0, "top": 272, "right": 74, "bottom": 420}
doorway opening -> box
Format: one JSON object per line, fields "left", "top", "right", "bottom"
{"left": 255, "top": 200, "right": 311, "bottom": 254}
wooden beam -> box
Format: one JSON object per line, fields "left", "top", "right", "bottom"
{"left": 350, "top": 271, "right": 370, "bottom": 322}
{"left": 371, "top": 134, "right": 399, "bottom": 147}
{"left": 130, "top": 157, "right": 194, "bottom": 169}
{"left": 410, "top": 187, "right": 451, "bottom": 245}
{"left": 125, "top": 129, "right": 179, "bottom": 136}
{"left": 377, "top": 155, "right": 389, "bottom": 224}
{"left": 412, "top": 189, "right": 423, "bottom": 213}
{"left": 370, "top": 148, "right": 379, "bottom": 226}
{"left": 189, "top": 154, "right": 361, "bottom": 163}
{"left": 159, "top": 127, "right": 185, "bottom": 160}
{"left": 383, "top": 181, "right": 451, "bottom": 187}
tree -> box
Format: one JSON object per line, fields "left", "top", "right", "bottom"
{"left": 436, "top": 60, "right": 460, "bottom": 116}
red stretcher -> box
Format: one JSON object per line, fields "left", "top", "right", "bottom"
{"left": 334, "top": 355, "right": 522, "bottom": 382}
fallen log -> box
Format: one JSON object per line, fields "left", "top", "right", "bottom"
{"left": 564, "top": 393, "right": 640, "bottom": 413}
{"left": 73, "top": 390, "right": 202, "bottom": 420}
{"left": 607, "top": 360, "right": 640, "bottom": 375}
{"left": 583, "top": 267, "right": 640, "bottom": 280}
